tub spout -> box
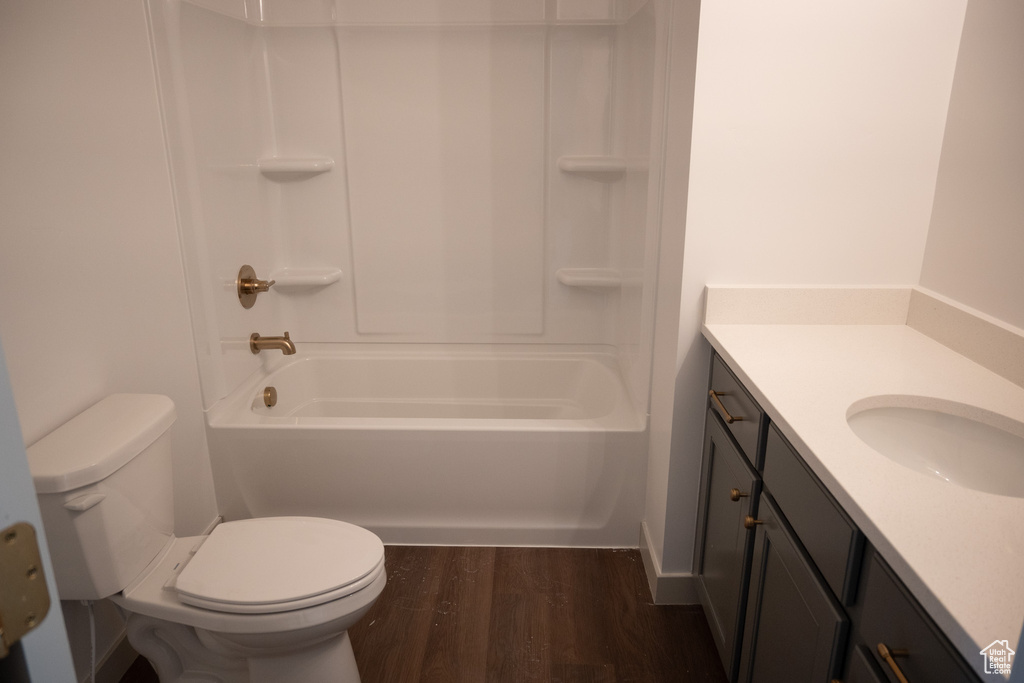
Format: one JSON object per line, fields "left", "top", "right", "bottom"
{"left": 250, "top": 331, "right": 296, "bottom": 355}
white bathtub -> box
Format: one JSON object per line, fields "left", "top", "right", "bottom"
{"left": 205, "top": 345, "right": 648, "bottom": 547}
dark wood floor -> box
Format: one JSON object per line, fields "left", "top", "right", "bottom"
{"left": 121, "top": 546, "right": 727, "bottom": 683}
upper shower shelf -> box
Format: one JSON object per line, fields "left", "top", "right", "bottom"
{"left": 269, "top": 268, "right": 343, "bottom": 292}
{"left": 258, "top": 157, "right": 334, "bottom": 178}
{"left": 181, "top": 0, "right": 649, "bottom": 27}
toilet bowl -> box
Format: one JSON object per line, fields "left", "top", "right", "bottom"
{"left": 114, "top": 519, "right": 386, "bottom": 683}
{"left": 26, "top": 394, "right": 385, "bottom": 683}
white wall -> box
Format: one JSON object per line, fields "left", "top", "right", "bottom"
{"left": 920, "top": 0, "right": 1024, "bottom": 331}
{"left": 644, "top": 0, "right": 968, "bottom": 585}
{"left": 640, "top": 0, "right": 699, "bottom": 598}
{"left": 0, "top": 1, "right": 218, "bottom": 677}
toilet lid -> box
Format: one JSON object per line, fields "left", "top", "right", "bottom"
{"left": 175, "top": 517, "right": 384, "bottom": 614}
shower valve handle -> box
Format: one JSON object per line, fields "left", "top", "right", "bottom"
{"left": 243, "top": 278, "right": 275, "bottom": 294}
{"left": 237, "top": 265, "right": 275, "bottom": 309}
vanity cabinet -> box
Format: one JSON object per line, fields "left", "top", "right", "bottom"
{"left": 694, "top": 357, "right": 767, "bottom": 680}
{"left": 694, "top": 408, "right": 761, "bottom": 680}
{"left": 696, "top": 352, "right": 983, "bottom": 683}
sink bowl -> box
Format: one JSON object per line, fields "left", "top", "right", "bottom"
{"left": 847, "top": 397, "right": 1024, "bottom": 498}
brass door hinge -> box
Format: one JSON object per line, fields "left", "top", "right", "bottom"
{"left": 0, "top": 523, "right": 50, "bottom": 659}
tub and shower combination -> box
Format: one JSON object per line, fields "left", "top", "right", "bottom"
{"left": 150, "top": 0, "right": 662, "bottom": 547}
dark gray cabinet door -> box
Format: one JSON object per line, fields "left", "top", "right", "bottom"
{"left": 843, "top": 644, "right": 887, "bottom": 683}
{"left": 738, "top": 496, "right": 848, "bottom": 683}
{"left": 695, "top": 409, "right": 760, "bottom": 682}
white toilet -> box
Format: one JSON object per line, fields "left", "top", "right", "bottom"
{"left": 26, "top": 394, "right": 386, "bottom": 683}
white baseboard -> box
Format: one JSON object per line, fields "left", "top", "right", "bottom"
{"left": 639, "top": 521, "right": 699, "bottom": 605}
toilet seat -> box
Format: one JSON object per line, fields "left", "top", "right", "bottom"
{"left": 175, "top": 517, "right": 385, "bottom": 614}
{"left": 113, "top": 533, "right": 387, "bottom": 637}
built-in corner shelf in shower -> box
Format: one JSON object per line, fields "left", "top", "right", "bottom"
{"left": 268, "top": 268, "right": 343, "bottom": 292}
{"left": 258, "top": 157, "right": 335, "bottom": 178}
{"left": 556, "top": 268, "right": 622, "bottom": 289}
{"left": 557, "top": 156, "right": 626, "bottom": 177}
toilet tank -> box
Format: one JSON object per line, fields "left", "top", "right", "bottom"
{"left": 27, "top": 394, "right": 177, "bottom": 601}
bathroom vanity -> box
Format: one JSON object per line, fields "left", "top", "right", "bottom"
{"left": 694, "top": 287, "right": 1024, "bottom": 683}
{"left": 697, "top": 353, "right": 980, "bottom": 682}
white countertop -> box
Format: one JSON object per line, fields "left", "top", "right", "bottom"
{"left": 702, "top": 297, "right": 1024, "bottom": 678}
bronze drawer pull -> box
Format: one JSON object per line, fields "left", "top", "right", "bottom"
{"left": 709, "top": 390, "right": 744, "bottom": 423}
{"left": 743, "top": 516, "right": 763, "bottom": 530}
{"left": 877, "top": 643, "right": 911, "bottom": 683}
{"left": 729, "top": 488, "right": 749, "bottom": 502}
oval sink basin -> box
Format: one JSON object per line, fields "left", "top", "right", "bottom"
{"left": 847, "top": 398, "right": 1024, "bottom": 498}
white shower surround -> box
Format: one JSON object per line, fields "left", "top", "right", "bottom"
{"left": 149, "top": 0, "right": 662, "bottom": 546}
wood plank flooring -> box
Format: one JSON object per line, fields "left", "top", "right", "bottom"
{"left": 122, "top": 546, "right": 727, "bottom": 683}
{"left": 351, "top": 546, "right": 725, "bottom": 682}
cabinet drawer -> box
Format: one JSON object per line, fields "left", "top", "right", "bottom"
{"left": 856, "top": 548, "right": 978, "bottom": 683}
{"left": 763, "top": 425, "right": 863, "bottom": 603}
{"left": 709, "top": 355, "right": 765, "bottom": 467}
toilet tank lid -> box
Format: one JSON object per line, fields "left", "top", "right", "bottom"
{"left": 27, "top": 394, "right": 176, "bottom": 494}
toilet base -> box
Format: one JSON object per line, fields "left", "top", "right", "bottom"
{"left": 125, "top": 613, "right": 247, "bottom": 683}
{"left": 125, "top": 613, "right": 361, "bottom": 683}
{"left": 248, "top": 632, "right": 359, "bottom": 682}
